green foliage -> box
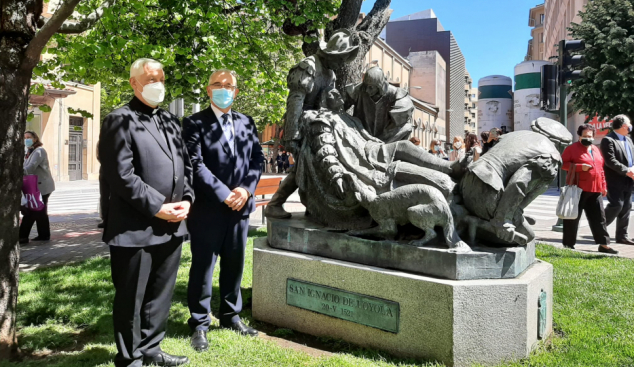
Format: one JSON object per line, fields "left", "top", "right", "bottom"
{"left": 37, "top": 0, "right": 342, "bottom": 131}
{"left": 4, "top": 241, "right": 634, "bottom": 366}
{"left": 38, "top": 104, "right": 52, "bottom": 113}
{"left": 569, "top": 0, "right": 634, "bottom": 120}
{"left": 67, "top": 107, "right": 94, "bottom": 119}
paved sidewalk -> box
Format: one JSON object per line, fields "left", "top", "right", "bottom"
{"left": 19, "top": 194, "right": 303, "bottom": 271}
{"left": 19, "top": 189, "right": 634, "bottom": 272}
{"left": 20, "top": 213, "right": 107, "bottom": 272}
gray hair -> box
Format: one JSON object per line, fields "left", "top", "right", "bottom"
{"left": 130, "top": 58, "right": 163, "bottom": 78}
{"left": 612, "top": 114, "right": 631, "bottom": 130}
{"left": 208, "top": 69, "right": 238, "bottom": 85}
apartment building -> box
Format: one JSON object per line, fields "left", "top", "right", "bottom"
{"left": 526, "top": 4, "right": 546, "bottom": 61}
{"left": 464, "top": 72, "right": 477, "bottom": 134}
{"left": 384, "top": 10, "right": 467, "bottom": 144}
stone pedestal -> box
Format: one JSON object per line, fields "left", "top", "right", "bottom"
{"left": 267, "top": 215, "right": 536, "bottom": 280}
{"left": 252, "top": 238, "right": 553, "bottom": 367}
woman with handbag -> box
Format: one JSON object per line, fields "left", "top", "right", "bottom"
{"left": 19, "top": 131, "right": 55, "bottom": 244}
{"left": 561, "top": 124, "right": 617, "bottom": 254}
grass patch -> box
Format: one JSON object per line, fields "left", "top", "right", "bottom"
{"left": 2, "top": 234, "right": 633, "bottom": 366}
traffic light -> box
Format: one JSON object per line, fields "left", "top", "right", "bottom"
{"left": 559, "top": 39, "right": 585, "bottom": 82}
{"left": 540, "top": 39, "right": 586, "bottom": 112}
{"left": 540, "top": 64, "right": 559, "bottom": 111}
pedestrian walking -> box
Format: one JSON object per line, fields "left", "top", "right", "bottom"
{"left": 600, "top": 114, "right": 634, "bottom": 246}
{"left": 276, "top": 153, "right": 283, "bottom": 174}
{"left": 100, "top": 58, "right": 193, "bottom": 367}
{"left": 269, "top": 156, "right": 275, "bottom": 173}
{"left": 449, "top": 136, "right": 465, "bottom": 161}
{"left": 561, "top": 124, "right": 617, "bottom": 254}
{"left": 409, "top": 137, "right": 421, "bottom": 146}
{"left": 182, "top": 69, "right": 263, "bottom": 352}
{"left": 19, "top": 131, "right": 55, "bottom": 244}
{"left": 464, "top": 133, "right": 482, "bottom": 162}
{"left": 281, "top": 151, "right": 289, "bottom": 173}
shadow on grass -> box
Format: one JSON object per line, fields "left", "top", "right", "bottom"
{"left": 12, "top": 228, "right": 439, "bottom": 367}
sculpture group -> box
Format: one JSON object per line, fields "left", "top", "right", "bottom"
{"left": 266, "top": 29, "right": 573, "bottom": 251}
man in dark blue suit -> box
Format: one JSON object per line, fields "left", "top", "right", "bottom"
{"left": 182, "top": 69, "right": 264, "bottom": 352}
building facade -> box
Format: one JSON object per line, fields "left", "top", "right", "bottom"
{"left": 385, "top": 10, "right": 467, "bottom": 143}
{"left": 464, "top": 71, "right": 477, "bottom": 134}
{"left": 408, "top": 51, "right": 447, "bottom": 142}
{"left": 27, "top": 83, "right": 101, "bottom": 182}
{"left": 28, "top": 2, "right": 102, "bottom": 182}
{"left": 526, "top": 4, "right": 546, "bottom": 61}
{"left": 540, "top": 0, "right": 590, "bottom": 136}
{"left": 543, "top": 0, "right": 588, "bottom": 61}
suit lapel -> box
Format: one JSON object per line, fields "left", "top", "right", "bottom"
{"left": 138, "top": 112, "right": 173, "bottom": 160}
{"left": 204, "top": 107, "right": 233, "bottom": 156}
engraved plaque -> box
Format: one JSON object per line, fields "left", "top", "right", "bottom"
{"left": 286, "top": 279, "right": 400, "bottom": 333}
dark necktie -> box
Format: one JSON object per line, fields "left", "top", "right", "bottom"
{"left": 222, "top": 113, "right": 235, "bottom": 155}
{"left": 623, "top": 136, "right": 633, "bottom": 167}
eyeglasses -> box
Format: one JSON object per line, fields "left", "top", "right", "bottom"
{"left": 209, "top": 83, "right": 237, "bottom": 91}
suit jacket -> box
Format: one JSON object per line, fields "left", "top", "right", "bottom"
{"left": 99, "top": 97, "right": 194, "bottom": 247}
{"left": 182, "top": 106, "right": 264, "bottom": 225}
{"left": 23, "top": 146, "right": 55, "bottom": 196}
{"left": 600, "top": 131, "right": 634, "bottom": 190}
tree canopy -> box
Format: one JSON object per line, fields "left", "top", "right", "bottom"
{"left": 36, "top": 0, "right": 342, "bottom": 130}
{"left": 569, "top": 0, "right": 634, "bottom": 120}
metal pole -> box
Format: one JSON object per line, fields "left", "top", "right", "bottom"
{"left": 552, "top": 82, "right": 568, "bottom": 232}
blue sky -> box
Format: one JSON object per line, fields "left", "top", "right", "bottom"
{"left": 361, "top": 0, "right": 543, "bottom": 86}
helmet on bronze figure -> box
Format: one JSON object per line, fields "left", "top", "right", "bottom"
{"left": 363, "top": 66, "right": 389, "bottom": 99}
{"left": 317, "top": 29, "right": 360, "bottom": 65}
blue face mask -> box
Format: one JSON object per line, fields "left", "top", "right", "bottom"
{"left": 212, "top": 88, "right": 235, "bottom": 109}
{"left": 25, "top": 138, "right": 33, "bottom": 147}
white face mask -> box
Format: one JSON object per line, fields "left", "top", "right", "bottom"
{"left": 454, "top": 142, "right": 463, "bottom": 149}
{"left": 137, "top": 80, "right": 165, "bottom": 106}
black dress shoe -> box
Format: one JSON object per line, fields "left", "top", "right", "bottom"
{"left": 142, "top": 351, "right": 189, "bottom": 366}
{"left": 19, "top": 238, "right": 29, "bottom": 244}
{"left": 32, "top": 236, "right": 50, "bottom": 241}
{"left": 616, "top": 238, "right": 634, "bottom": 245}
{"left": 97, "top": 221, "right": 105, "bottom": 229}
{"left": 598, "top": 245, "right": 619, "bottom": 255}
{"left": 220, "top": 320, "right": 259, "bottom": 337}
{"left": 191, "top": 330, "right": 209, "bottom": 352}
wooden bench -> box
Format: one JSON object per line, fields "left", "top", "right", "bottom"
{"left": 254, "top": 177, "right": 283, "bottom": 224}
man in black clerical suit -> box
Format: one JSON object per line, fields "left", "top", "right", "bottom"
{"left": 601, "top": 114, "right": 634, "bottom": 250}
{"left": 182, "top": 69, "right": 264, "bottom": 352}
{"left": 99, "top": 58, "right": 193, "bottom": 367}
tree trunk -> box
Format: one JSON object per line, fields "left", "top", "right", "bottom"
{"left": 0, "top": 66, "right": 31, "bottom": 359}
{"left": 330, "top": 0, "right": 393, "bottom": 91}
{"left": 0, "top": 0, "right": 41, "bottom": 358}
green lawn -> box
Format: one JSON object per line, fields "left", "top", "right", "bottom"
{"left": 2, "top": 232, "right": 633, "bottom": 367}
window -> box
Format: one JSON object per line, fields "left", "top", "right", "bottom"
{"left": 541, "top": 33, "right": 544, "bottom": 44}
{"left": 540, "top": 14, "right": 544, "bottom": 25}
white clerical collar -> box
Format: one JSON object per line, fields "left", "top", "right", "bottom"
{"left": 210, "top": 103, "right": 232, "bottom": 123}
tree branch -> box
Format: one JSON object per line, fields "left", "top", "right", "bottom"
{"left": 326, "top": 0, "right": 363, "bottom": 39}
{"left": 36, "top": 0, "right": 114, "bottom": 34}
{"left": 24, "top": 0, "right": 115, "bottom": 69}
